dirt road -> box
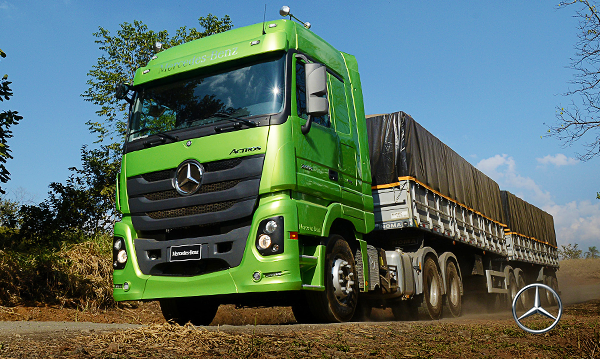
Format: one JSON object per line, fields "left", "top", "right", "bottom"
{"left": 0, "top": 262, "right": 597, "bottom": 358}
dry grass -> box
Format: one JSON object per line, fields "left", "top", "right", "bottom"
{"left": 0, "top": 307, "right": 598, "bottom": 358}
{"left": 0, "top": 234, "right": 116, "bottom": 310}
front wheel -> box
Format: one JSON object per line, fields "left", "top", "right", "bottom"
{"left": 307, "top": 235, "right": 359, "bottom": 322}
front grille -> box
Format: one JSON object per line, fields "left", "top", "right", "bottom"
{"left": 205, "top": 157, "right": 242, "bottom": 172}
{"left": 142, "top": 170, "right": 172, "bottom": 182}
{"left": 143, "top": 179, "right": 242, "bottom": 201}
{"left": 146, "top": 200, "right": 237, "bottom": 220}
{"left": 128, "top": 154, "right": 264, "bottom": 232}
{"left": 140, "top": 157, "right": 243, "bottom": 184}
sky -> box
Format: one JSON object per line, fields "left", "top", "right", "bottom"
{"left": 0, "top": 1, "right": 598, "bottom": 251}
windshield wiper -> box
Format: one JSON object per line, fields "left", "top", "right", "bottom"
{"left": 129, "top": 127, "right": 179, "bottom": 142}
{"left": 212, "top": 112, "right": 258, "bottom": 132}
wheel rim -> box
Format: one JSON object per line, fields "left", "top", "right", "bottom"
{"left": 428, "top": 272, "right": 440, "bottom": 305}
{"left": 331, "top": 257, "right": 355, "bottom": 302}
{"left": 449, "top": 275, "right": 460, "bottom": 306}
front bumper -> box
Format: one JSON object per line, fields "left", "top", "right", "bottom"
{"left": 113, "top": 194, "right": 304, "bottom": 301}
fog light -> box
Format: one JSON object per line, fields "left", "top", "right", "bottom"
{"left": 123, "top": 282, "right": 130, "bottom": 291}
{"left": 252, "top": 271, "right": 261, "bottom": 282}
{"left": 264, "top": 220, "right": 278, "bottom": 234}
{"left": 257, "top": 234, "right": 272, "bottom": 250}
{"left": 117, "top": 250, "right": 128, "bottom": 264}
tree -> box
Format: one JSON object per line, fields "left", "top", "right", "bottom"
{"left": 82, "top": 14, "right": 233, "bottom": 144}
{"left": 0, "top": 49, "right": 23, "bottom": 194}
{"left": 18, "top": 145, "right": 119, "bottom": 245}
{"left": 558, "top": 243, "right": 583, "bottom": 259}
{"left": 584, "top": 245, "right": 599, "bottom": 258}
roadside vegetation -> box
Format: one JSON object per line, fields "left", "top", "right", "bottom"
{"left": 0, "top": 14, "right": 232, "bottom": 311}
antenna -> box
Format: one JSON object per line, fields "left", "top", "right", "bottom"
{"left": 279, "top": 6, "right": 311, "bottom": 29}
{"left": 262, "top": 4, "right": 267, "bottom": 35}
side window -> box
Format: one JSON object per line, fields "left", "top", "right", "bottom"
{"left": 296, "top": 60, "right": 330, "bottom": 128}
{"left": 329, "top": 77, "right": 350, "bottom": 135}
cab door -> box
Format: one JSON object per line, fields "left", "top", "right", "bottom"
{"left": 292, "top": 57, "right": 341, "bottom": 204}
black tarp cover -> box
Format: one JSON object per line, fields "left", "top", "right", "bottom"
{"left": 366, "top": 112, "right": 505, "bottom": 224}
{"left": 501, "top": 191, "right": 557, "bottom": 247}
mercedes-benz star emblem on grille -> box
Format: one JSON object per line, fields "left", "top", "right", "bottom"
{"left": 174, "top": 160, "right": 204, "bottom": 195}
{"left": 512, "top": 283, "right": 563, "bottom": 334}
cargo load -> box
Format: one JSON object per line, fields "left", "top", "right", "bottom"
{"left": 366, "top": 111, "right": 505, "bottom": 223}
{"left": 501, "top": 190, "right": 557, "bottom": 247}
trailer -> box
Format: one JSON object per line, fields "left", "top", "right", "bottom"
{"left": 362, "top": 112, "right": 558, "bottom": 319}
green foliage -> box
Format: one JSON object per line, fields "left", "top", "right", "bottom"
{"left": 558, "top": 243, "right": 583, "bottom": 259}
{"left": 0, "top": 49, "right": 23, "bottom": 194}
{"left": 17, "top": 145, "right": 119, "bottom": 247}
{"left": 584, "top": 245, "right": 599, "bottom": 258}
{"left": 81, "top": 14, "right": 233, "bottom": 144}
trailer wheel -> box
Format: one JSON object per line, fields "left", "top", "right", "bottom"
{"left": 516, "top": 271, "right": 529, "bottom": 310}
{"left": 159, "top": 297, "right": 219, "bottom": 326}
{"left": 423, "top": 256, "right": 443, "bottom": 320}
{"left": 544, "top": 275, "right": 559, "bottom": 306}
{"left": 507, "top": 271, "right": 519, "bottom": 309}
{"left": 444, "top": 261, "right": 462, "bottom": 317}
{"left": 308, "top": 235, "right": 358, "bottom": 322}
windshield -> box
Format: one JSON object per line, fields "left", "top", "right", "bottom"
{"left": 128, "top": 54, "right": 285, "bottom": 141}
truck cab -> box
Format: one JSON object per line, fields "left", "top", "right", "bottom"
{"left": 113, "top": 19, "right": 374, "bottom": 324}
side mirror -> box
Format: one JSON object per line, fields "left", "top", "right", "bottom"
{"left": 302, "top": 63, "right": 329, "bottom": 134}
{"left": 115, "top": 83, "right": 134, "bottom": 104}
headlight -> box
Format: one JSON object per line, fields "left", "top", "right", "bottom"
{"left": 255, "top": 216, "right": 284, "bottom": 256}
{"left": 113, "top": 237, "right": 128, "bottom": 270}
{"left": 264, "top": 220, "right": 278, "bottom": 234}
{"left": 117, "top": 250, "right": 128, "bottom": 263}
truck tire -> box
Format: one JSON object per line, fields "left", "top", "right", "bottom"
{"left": 423, "top": 256, "right": 443, "bottom": 320}
{"left": 444, "top": 261, "right": 462, "bottom": 317}
{"left": 307, "top": 235, "right": 358, "bottom": 322}
{"left": 159, "top": 297, "right": 219, "bottom": 326}
{"left": 507, "top": 271, "right": 518, "bottom": 309}
{"left": 516, "top": 271, "right": 529, "bottom": 310}
{"left": 544, "top": 275, "right": 559, "bottom": 306}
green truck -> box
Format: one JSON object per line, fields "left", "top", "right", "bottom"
{"left": 112, "top": 8, "right": 559, "bottom": 324}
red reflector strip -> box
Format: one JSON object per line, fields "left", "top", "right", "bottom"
{"left": 290, "top": 231, "right": 299, "bottom": 240}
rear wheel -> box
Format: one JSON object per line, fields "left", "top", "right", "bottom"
{"left": 307, "top": 235, "right": 359, "bottom": 322}
{"left": 159, "top": 296, "right": 219, "bottom": 326}
{"left": 516, "top": 271, "right": 529, "bottom": 310}
{"left": 423, "top": 256, "right": 443, "bottom": 320}
{"left": 544, "top": 274, "right": 559, "bottom": 306}
{"left": 507, "top": 271, "right": 518, "bottom": 309}
{"left": 444, "top": 261, "right": 462, "bottom": 317}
